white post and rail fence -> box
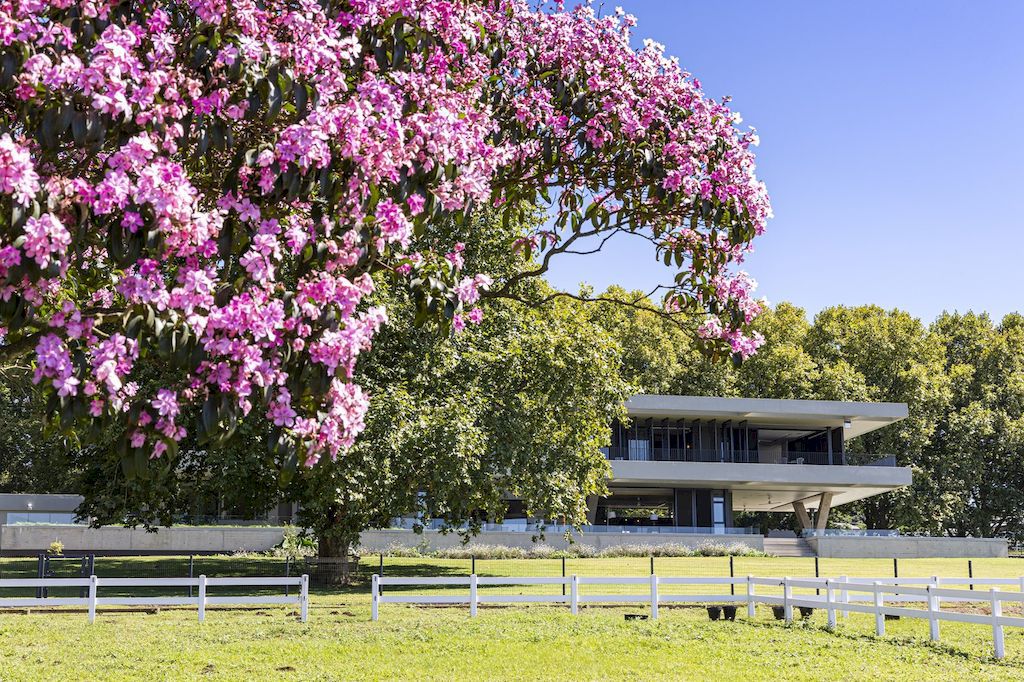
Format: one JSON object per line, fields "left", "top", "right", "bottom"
{"left": 371, "top": 573, "right": 1024, "bottom": 660}
{"left": 0, "top": 575, "right": 309, "bottom": 623}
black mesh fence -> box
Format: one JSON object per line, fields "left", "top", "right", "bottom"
{"left": 1, "top": 553, "right": 1018, "bottom": 602}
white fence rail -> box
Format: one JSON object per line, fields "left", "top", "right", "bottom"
{"left": 0, "top": 574, "right": 309, "bottom": 623}
{"left": 371, "top": 574, "right": 1024, "bottom": 659}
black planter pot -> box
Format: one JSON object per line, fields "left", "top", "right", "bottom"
{"left": 798, "top": 607, "right": 814, "bottom": 619}
{"left": 722, "top": 605, "right": 737, "bottom": 621}
{"left": 772, "top": 606, "right": 786, "bottom": 620}
{"left": 706, "top": 606, "right": 722, "bottom": 621}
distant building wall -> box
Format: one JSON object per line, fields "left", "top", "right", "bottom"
{"left": 357, "top": 529, "right": 766, "bottom": 552}
{"left": 0, "top": 524, "right": 286, "bottom": 555}
{"left": 808, "top": 535, "right": 1009, "bottom": 558}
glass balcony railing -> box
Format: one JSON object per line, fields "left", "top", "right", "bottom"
{"left": 602, "top": 447, "right": 897, "bottom": 467}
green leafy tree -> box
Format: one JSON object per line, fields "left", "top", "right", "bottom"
{"left": 929, "top": 313, "right": 1024, "bottom": 542}
{"left": 804, "top": 306, "right": 951, "bottom": 531}
{"left": 734, "top": 303, "right": 817, "bottom": 400}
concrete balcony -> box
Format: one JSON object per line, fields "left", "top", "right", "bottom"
{"left": 608, "top": 459, "right": 913, "bottom": 512}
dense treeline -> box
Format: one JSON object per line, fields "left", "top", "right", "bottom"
{"left": 589, "top": 289, "right": 1024, "bottom": 543}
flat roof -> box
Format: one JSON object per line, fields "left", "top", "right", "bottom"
{"left": 625, "top": 395, "right": 908, "bottom": 440}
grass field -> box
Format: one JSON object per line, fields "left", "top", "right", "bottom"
{"left": 1, "top": 596, "right": 1023, "bottom": 680}
{"left": 2, "top": 555, "right": 1023, "bottom": 679}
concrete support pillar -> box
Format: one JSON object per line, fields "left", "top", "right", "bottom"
{"left": 792, "top": 500, "right": 812, "bottom": 531}
{"left": 815, "top": 492, "right": 834, "bottom": 532}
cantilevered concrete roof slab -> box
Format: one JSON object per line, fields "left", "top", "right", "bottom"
{"left": 625, "top": 395, "right": 908, "bottom": 440}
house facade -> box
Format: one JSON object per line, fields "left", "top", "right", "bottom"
{"left": 590, "top": 395, "right": 913, "bottom": 534}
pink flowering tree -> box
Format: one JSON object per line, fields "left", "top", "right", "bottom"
{"left": 0, "top": 1, "right": 770, "bottom": 475}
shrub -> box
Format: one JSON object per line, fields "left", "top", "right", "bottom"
{"left": 47, "top": 540, "right": 64, "bottom": 556}
{"left": 269, "top": 524, "right": 318, "bottom": 559}
{"left": 371, "top": 541, "right": 770, "bottom": 559}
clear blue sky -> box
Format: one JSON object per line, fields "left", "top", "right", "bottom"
{"left": 544, "top": 1, "right": 1024, "bottom": 324}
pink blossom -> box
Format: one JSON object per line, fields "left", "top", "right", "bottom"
{"left": 0, "top": 0, "right": 769, "bottom": 466}
{"left": 0, "top": 134, "right": 39, "bottom": 205}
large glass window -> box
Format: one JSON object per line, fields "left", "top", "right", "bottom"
{"left": 627, "top": 421, "right": 651, "bottom": 461}
{"left": 712, "top": 495, "right": 726, "bottom": 534}
{"left": 652, "top": 427, "right": 687, "bottom": 460}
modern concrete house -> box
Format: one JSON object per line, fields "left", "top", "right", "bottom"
{"left": 593, "top": 394, "right": 913, "bottom": 535}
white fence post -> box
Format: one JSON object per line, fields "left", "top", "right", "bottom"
{"left": 300, "top": 574, "right": 309, "bottom": 623}
{"left": 570, "top": 575, "right": 579, "bottom": 615}
{"left": 826, "top": 579, "right": 836, "bottom": 628}
{"left": 87, "top": 575, "right": 97, "bottom": 624}
{"left": 991, "top": 588, "right": 1005, "bottom": 660}
{"left": 840, "top": 575, "right": 849, "bottom": 618}
{"left": 746, "top": 575, "right": 755, "bottom": 618}
{"left": 371, "top": 574, "right": 379, "bottom": 621}
{"left": 198, "top": 574, "right": 207, "bottom": 623}
{"left": 650, "top": 573, "right": 659, "bottom": 620}
{"left": 470, "top": 574, "right": 478, "bottom": 617}
{"left": 783, "top": 577, "right": 793, "bottom": 624}
{"left": 873, "top": 582, "right": 884, "bottom": 636}
{"left": 931, "top": 575, "right": 942, "bottom": 612}
{"left": 927, "top": 584, "right": 940, "bottom": 641}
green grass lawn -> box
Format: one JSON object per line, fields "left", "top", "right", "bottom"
{"left": 1, "top": 597, "right": 1023, "bottom": 680}
{"left": 2, "top": 555, "right": 1023, "bottom": 680}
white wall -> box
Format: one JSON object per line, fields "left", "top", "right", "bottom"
{"left": 0, "top": 524, "right": 286, "bottom": 554}
{"left": 808, "top": 535, "right": 1009, "bottom": 558}
{"left": 357, "top": 529, "right": 765, "bottom": 552}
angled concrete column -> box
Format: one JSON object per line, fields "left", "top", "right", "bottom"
{"left": 815, "top": 492, "right": 834, "bottom": 531}
{"left": 792, "top": 500, "right": 812, "bottom": 531}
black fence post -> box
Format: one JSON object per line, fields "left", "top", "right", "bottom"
{"left": 188, "top": 555, "right": 194, "bottom": 598}
{"left": 379, "top": 553, "right": 384, "bottom": 596}
{"left": 969, "top": 559, "right": 974, "bottom": 590}
{"left": 471, "top": 555, "right": 476, "bottom": 575}
{"left": 35, "top": 554, "right": 43, "bottom": 599}
{"left": 893, "top": 557, "right": 898, "bottom": 579}
{"left": 562, "top": 556, "right": 566, "bottom": 596}
{"left": 650, "top": 555, "right": 654, "bottom": 576}
{"left": 79, "top": 556, "right": 88, "bottom": 598}
{"left": 814, "top": 556, "right": 820, "bottom": 595}
{"left": 729, "top": 555, "right": 735, "bottom": 595}
{"left": 285, "top": 556, "right": 292, "bottom": 597}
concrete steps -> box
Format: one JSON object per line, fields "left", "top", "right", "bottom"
{"left": 764, "top": 537, "right": 816, "bottom": 557}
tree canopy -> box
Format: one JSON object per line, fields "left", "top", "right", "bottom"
{"left": 0, "top": 0, "right": 770, "bottom": 478}
{"left": 63, "top": 209, "right": 631, "bottom": 562}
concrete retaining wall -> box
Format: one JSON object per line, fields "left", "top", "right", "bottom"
{"left": 357, "top": 529, "right": 765, "bottom": 552}
{"left": 0, "top": 524, "right": 286, "bottom": 555}
{"left": 807, "top": 535, "right": 1009, "bottom": 558}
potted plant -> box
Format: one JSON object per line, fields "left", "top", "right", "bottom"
{"left": 722, "top": 605, "right": 738, "bottom": 621}
{"left": 798, "top": 607, "right": 814, "bottom": 619}
{"left": 706, "top": 606, "right": 722, "bottom": 620}
{"left": 771, "top": 605, "right": 786, "bottom": 620}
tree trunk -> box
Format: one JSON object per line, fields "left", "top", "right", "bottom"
{"left": 317, "top": 519, "right": 355, "bottom": 585}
